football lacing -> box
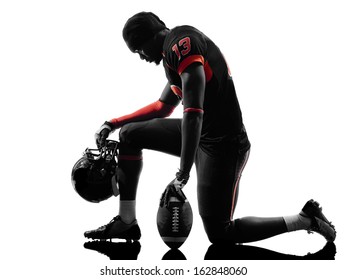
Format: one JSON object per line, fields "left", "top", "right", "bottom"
{"left": 172, "top": 207, "right": 179, "bottom": 232}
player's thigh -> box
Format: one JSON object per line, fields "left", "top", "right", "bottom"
{"left": 119, "top": 118, "right": 182, "bottom": 156}
{"left": 196, "top": 146, "right": 240, "bottom": 221}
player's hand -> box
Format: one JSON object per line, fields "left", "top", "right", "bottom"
{"left": 160, "top": 170, "right": 189, "bottom": 207}
{"left": 95, "top": 121, "right": 113, "bottom": 149}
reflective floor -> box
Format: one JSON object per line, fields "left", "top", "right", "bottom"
{"left": 83, "top": 239, "right": 336, "bottom": 260}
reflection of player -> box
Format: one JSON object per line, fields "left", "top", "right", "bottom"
{"left": 85, "top": 12, "right": 336, "bottom": 244}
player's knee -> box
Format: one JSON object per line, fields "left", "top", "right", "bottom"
{"left": 119, "top": 124, "right": 142, "bottom": 155}
{"left": 119, "top": 123, "right": 133, "bottom": 144}
{"left": 201, "top": 216, "right": 236, "bottom": 244}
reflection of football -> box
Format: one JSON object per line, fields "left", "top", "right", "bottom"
{"left": 157, "top": 196, "right": 193, "bottom": 249}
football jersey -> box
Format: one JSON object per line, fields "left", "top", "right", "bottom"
{"left": 163, "top": 25, "right": 244, "bottom": 144}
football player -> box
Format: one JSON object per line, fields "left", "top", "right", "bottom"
{"left": 85, "top": 12, "right": 336, "bottom": 244}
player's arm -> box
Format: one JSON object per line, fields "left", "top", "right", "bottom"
{"left": 162, "top": 62, "right": 204, "bottom": 199}
{"left": 178, "top": 62, "right": 205, "bottom": 180}
{"left": 95, "top": 83, "right": 179, "bottom": 147}
{"left": 159, "top": 82, "right": 181, "bottom": 107}
{"left": 109, "top": 82, "right": 178, "bottom": 129}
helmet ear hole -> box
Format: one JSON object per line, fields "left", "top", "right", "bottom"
{"left": 71, "top": 141, "right": 119, "bottom": 203}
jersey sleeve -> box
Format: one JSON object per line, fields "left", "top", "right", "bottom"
{"left": 164, "top": 28, "right": 207, "bottom": 75}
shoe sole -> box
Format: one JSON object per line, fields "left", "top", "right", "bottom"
{"left": 311, "top": 217, "right": 336, "bottom": 242}
{"left": 84, "top": 225, "right": 141, "bottom": 241}
{"left": 303, "top": 199, "right": 336, "bottom": 242}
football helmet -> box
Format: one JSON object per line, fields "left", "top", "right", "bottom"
{"left": 71, "top": 140, "right": 119, "bottom": 203}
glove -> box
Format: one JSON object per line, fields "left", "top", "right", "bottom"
{"left": 159, "top": 170, "right": 189, "bottom": 208}
{"left": 95, "top": 121, "right": 114, "bottom": 149}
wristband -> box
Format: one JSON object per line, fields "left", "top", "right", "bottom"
{"left": 176, "top": 169, "right": 190, "bottom": 182}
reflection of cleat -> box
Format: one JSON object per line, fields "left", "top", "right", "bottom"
{"left": 84, "top": 215, "right": 141, "bottom": 241}
{"left": 301, "top": 199, "right": 336, "bottom": 242}
{"left": 303, "top": 242, "right": 336, "bottom": 260}
{"left": 84, "top": 240, "right": 141, "bottom": 260}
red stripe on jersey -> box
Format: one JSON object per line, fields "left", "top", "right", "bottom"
{"left": 204, "top": 61, "right": 213, "bottom": 82}
{"left": 118, "top": 155, "right": 143, "bottom": 161}
{"left": 177, "top": 55, "right": 205, "bottom": 75}
{"left": 170, "top": 85, "right": 183, "bottom": 98}
{"left": 184, "top": 107, "right": 204, "bottom": 113}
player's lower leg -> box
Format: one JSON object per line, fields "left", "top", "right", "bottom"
{"left": 202, "top": 199, "right": 336, "bottom": 243}
{"left": 84, "top": 147, "right": 143, "bottom": 240}
{"left": 119, "top": 200, "right": 136, "bottom": 224}
{"left": 117, "top": 152, "right": 143, "bottom": 223}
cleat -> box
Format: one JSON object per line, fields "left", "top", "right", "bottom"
{"left": 301, "top": 199, "right": 336, "bottom": 242}
{"left": 84, "top": 215, "right": 141, "bottom": 241}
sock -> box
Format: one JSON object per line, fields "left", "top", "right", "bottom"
{"left": 283, "top": 211, "right": 312, "bottom": 232}
{"left": 116, "top": 153, "right": 142, "bottom": 224}
{"left": 119, "top": 200, "right": 136, "bottom": 224}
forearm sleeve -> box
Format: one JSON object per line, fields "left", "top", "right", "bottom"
{"left": 109, "top": 100, "right": 175, "bottom": 129}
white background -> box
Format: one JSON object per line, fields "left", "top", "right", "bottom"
{"left": 1, "top": 0, "right": 346, "bottom": 279}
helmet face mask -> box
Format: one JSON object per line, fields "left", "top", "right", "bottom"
{"left": 71, "top": 140, "right": 119, "bottom": 203}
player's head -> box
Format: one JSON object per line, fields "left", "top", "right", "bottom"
{"left": 123, "top": 12, "right": 168, "bottom": 64}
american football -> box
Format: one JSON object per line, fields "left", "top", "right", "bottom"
{"left": 157, "top": 193, "right": 193, "bottom": 249}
